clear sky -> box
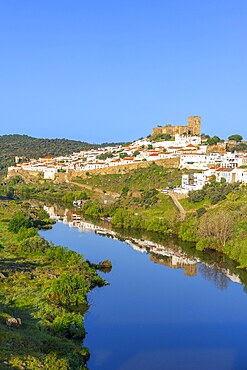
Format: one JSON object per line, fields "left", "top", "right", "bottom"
{"left": 0, "top": 0, "right": 247, "bottom": 143}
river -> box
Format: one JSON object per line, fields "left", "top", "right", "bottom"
{"left": 39, "top": 206, "right": 247, "bottom": 370}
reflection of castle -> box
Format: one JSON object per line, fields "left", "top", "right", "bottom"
{"left": 150, "top": 254, "right": 197, "bottom": 276}
{"left": 152, "top": 116, "right": 201, "bottom": 137}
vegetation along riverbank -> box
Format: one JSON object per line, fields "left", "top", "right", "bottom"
{"left": 3, "top": 161, "right": 247, "bottom": 271}
{"left": 0, "top": 199, "right": 109, "bottom": 369}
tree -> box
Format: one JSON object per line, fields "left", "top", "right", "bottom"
{"left": 178, "top": 218, "right": 199, "bottom": 242}
{"left": 231, "top": 143, "right": 247, "bottom": 152}
{"left": 18, "top": 235, "right": 49, "bottom": 254}
{"left": 228, "top": 134, "right": 243, "bottom": 142}
{"left": 119, "top": 152, "right": 128, "bottom": 159}
{"left": 188, "top": 189, "right": 205, "bottom": 203}
{"left": 133, "top": 151, "right": 140, "bottom": 157}
{"left": 8, "top": 211, "right": 33, "bottom": 233}
{"left": 199, "top": 209, "right": 234, "bottom": 249}
{"left": 206, "top": 136, "right": 222, "bottom": 145}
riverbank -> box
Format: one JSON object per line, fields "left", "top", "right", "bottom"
{"left": 3, "top": 167, "right": 247, "bottom": 271}
{"left": 40, "top": 216, "right": 247, "bottom": 370}
{"left": 0, "top": 200, "right": 107, "bottom": 369}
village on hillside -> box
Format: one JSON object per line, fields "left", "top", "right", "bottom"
{"left": 8, "top": 116, "right": 247, "bottom": 194}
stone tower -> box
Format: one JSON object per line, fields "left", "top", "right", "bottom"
{"left": 187, "top": 116, "right": 201, "bottom": 136}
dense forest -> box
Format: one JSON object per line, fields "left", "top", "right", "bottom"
{"left": 0, "top": 134, "right": 121, "bottom": 177}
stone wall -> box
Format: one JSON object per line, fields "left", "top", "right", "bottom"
{"left": 64, "top": 158, "right": 180, "bottom": 180}
{"left": 7, "top": 169, "right": 43, "bottom": 182}
{"left": 7, "top": 158, "right": 180, "bottom": 184}
{"left": 206, "top": 143, "right": 227, "bottom": 154}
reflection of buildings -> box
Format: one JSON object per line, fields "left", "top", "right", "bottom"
{"left": 150, "top": 254, "right": 197, "bottom": 276}
{"left": 43, "top": 205, "right": 241, "bottom": 285}
{"left": 44, "top": 205, "right": 61, "bottom": 221}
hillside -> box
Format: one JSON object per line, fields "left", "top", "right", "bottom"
{"left": 74, "top": 163, "right": 185, "bottom": 193}
{"left": 0, "top": 134, "right": 121, "bottom": 177}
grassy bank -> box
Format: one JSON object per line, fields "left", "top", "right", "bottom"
{"left": 0, "top": 200, "right": 107, "bottom": 369}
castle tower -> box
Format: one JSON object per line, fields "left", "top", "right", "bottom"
{"left": 187, "top": 116, "right": 201, "bottom": 136}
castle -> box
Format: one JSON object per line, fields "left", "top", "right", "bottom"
{"left": 152, "top": 116, "right": 201, "bottom": 137}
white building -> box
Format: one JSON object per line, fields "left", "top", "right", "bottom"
{"left": 182, "top": 173, "right": 206, "bottom": 192}
{"left": 231, "top": 168, "right": 247, "bottom": 183}
{"left": 180, "top": 154, "right": 208, "bottom": 170}
{"left": 215, "top": 168, "right": 233, "bottom": 183}
{"left": 44, "top": 168, "right": 58, "bottom": 180}
{"left": 220, "top": 153, "right": 238, "bottom": 168}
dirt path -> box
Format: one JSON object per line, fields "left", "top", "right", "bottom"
{"left": 68, "top": 181, "right": 120, "bottom": 198}
{"left": 168, "top": 190, "right": 186, "bottom": 221}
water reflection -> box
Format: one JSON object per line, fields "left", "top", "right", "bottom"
{"left": 42, "top": 204, "right": 245, "bottom": 291}
{"left": 150, "top": 254, "right": 197, "bottom": 277}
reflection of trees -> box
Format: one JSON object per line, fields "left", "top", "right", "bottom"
{"left": 43, "top": 201, "right": 247, "bottom": 291}
{"left": 199, "top": 264, "right": 228, "bottom": 290}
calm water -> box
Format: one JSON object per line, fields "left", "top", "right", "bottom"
{"left": 40, "top": 219, "right": 247, "bottom": 370}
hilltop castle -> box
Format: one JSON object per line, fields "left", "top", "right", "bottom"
{"left": 152, "top": 116, "right": 201, "bottom": 137}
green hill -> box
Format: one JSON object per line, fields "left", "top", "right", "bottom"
{"left": 0, "top": 134, "right": 121, "bottom": 177}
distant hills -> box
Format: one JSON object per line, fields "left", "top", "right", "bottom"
{"left": 0, "top": 134, "right": 122, "bottom": 177}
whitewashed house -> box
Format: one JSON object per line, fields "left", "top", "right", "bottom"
{"left": 182, "top": 173, "right": 206, "bottom": 192}
{"left": 180, "top": 154, "right": 208, "bottom": 170}
{"left": 220, "top": 153, "right": 238, "bottom": 168}
{"left": 215, "top": 168, "right": 233, "bottom": 183}
{"left": 44, "top": 168, "right": 58, "bottom": 180}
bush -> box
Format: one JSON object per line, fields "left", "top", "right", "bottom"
{"left": 46, "top": 245, "right": 84, "bottom": 267}
{"left": 196, "top": 207, "right": 206, "bottom": 217}
{"left": 112, "top": 208, "right": 143, "bottom": 229}
{"left": 17, "top": 226, "right": 38, "bottom": 241}
{"left": 18, "top": 235, "right": 50, "bottom": 255}
{"left": 188, "top": 189, "right": 205, "bottom": 203}
{"left": 44, "top": 353, "right": 70, "bottom": 370}
{"left": 196, "top": 237, "right": 218, "bottom": 251}
{"left": 45, "top": 273, "right": 90, "bottom": 307}
{"left": 83, "top": 201, "right": 102, "bottom": 216}
{"left": 62, "top": 191, "right": 89, "bottom": 204}
{"left": 145, "top": 217, "right": 169, "bottom": 233}
{"left": 8, "top": 211, "right": 33, "bottom": 233}
{"left": 188, "top": 181, "right": 240, "bottom": 205}
{"left": 52, "top": 312, "right": 85, "bottom": 339}
{"left": 178, "top": 218, "right": 199, "bottom": 242}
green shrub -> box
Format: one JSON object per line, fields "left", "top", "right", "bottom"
{"left": 179, "top": 218, "right": 199, "bottom": 242}
{"left": 52, "top": 312, "right": 85, "bottom": 339}
{"left": 18, "top": 235, "right": 50, "bottom": 255}
{"left": 45, "top": 273, "right": 90, "bottom": 307}
{"left": 196, "top": 207, "right": 206, "bottom": 217}
{"left": 145, "top": 217, "right": 169, "bottom": 233}
{"left": 83, "top": 201, "right": 102, "bottom": 216}
{"left": 44, "top": 353, "right": 70, "bottom": 370}
{"left": 46, "top": 245, "right": 85, "bottom": 267}
{"left": 17, "top": 226, "right": 38, "bottom": 241}
{"left": 8, "top": 211, "right": 33, "bottom": 233}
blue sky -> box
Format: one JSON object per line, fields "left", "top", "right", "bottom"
{"left": 0, "top": 0, "right": 247, "bottom": 143}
